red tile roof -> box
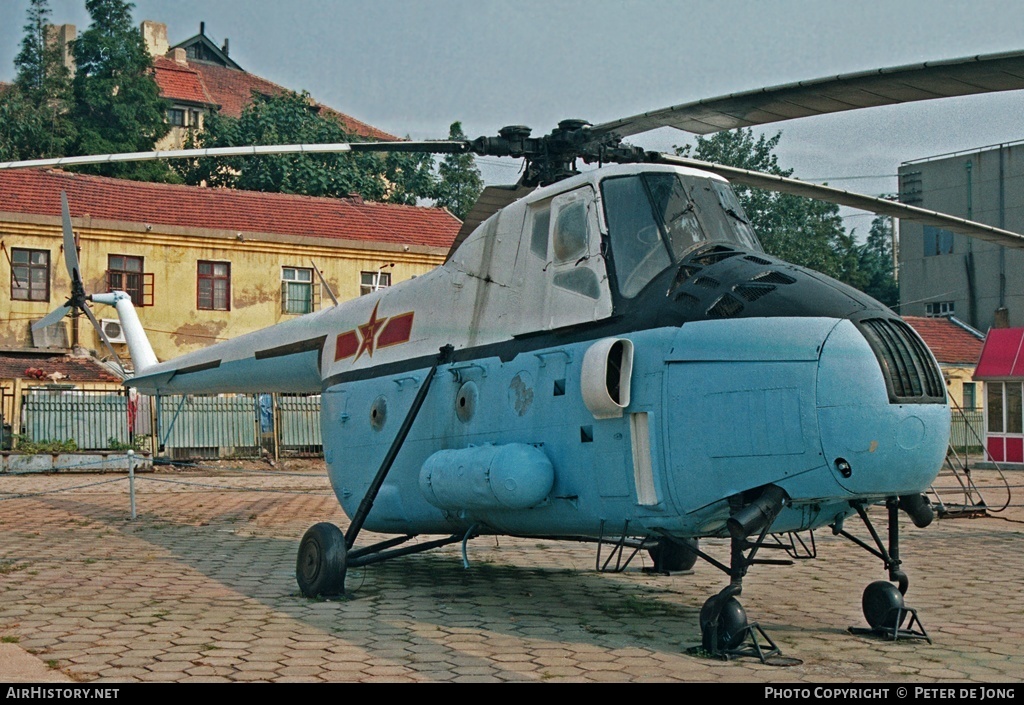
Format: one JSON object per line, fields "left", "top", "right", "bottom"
{"left": 151, "top": 56, "right": 217, "bottom": 107}
{"left": 903, "top": 316, "right": 985, "bottom": 366}
{"left": 179, "top": 61, "right": 399, "bottom": 141}
{"left": 0, "top": 352, "right": 122, "bottom": 384}
{"left": 0, "top": 170, "right": 460, "bottom": 250}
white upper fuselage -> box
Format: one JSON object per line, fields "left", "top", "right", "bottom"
{"left": 125, "top": 163, "right": 727, "bottom": 395}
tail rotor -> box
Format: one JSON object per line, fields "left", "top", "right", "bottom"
{"left": 32, "top": 192, "right": 126, "bottom": 374}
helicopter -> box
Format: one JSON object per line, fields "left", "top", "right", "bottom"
{"left": 7, "top": 48, "right": 1024, "bottom": 663}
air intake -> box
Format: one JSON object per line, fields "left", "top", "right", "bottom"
{"left": 858, "top": 318, "right": 945, "bottom": 404}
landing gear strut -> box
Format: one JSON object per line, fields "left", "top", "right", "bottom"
{"left": 838, "top": 497, "right": 931, "bottom": 643}
{"left": 687, "top": 485, "right": 801, "bottom": 665}
{"left": 295, "top": 346, "right": 453, "bottom": 599}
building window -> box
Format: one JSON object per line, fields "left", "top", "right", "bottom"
{"left": 167, "top": 108, "right": 185, "bottom": 126}
{"left": 925, "top": 301, "right": 954, "bottom": 317}
{"left": 923, "top": 226, "right": 954, "bottom": 256}
{"left": 106, "top": 255, "right": 152, "bottom": 306}
{"left": 10, "top": 248, "right": 50, "bottom": 302}
{"left": 988, "top": 381, "right": 1024, "bottom": 434}
{"left": 360, "top": 270, "right": 391, "bottom": 296}
{"left": 282, "top": 266, "right": 314, "bottom": 314}
{"left": 197, "top": 261, "right": 230, "bottom": 311}
{"left": 962, "top": 382, "right": 977, "bottom": 411}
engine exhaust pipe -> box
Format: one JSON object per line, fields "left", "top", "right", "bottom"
{"left": 899, "top": 493, "right": 934, "bottom": 528}
{"left": 727, "top": 484, "right": 788, "bottom": 540}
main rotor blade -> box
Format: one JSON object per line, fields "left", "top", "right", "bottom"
{"left": 31, "top": 304, "right": 72, "bottom": 332}
{"left": 60, "top": 191, "right": 82, "bottom": 287}
{"left": 657, "top": 153, "right": 1024, "bottom": 250}
{"left": 595, "top": 49, "right": 1024, "bottom": 138}
{"left": 0, "top": 141, "right": 471, "bottom": 172}
{"left": 80, "top": 302, "right": 125, "bottom": 374}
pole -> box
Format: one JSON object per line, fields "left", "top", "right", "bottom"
{"left": 127, "top": 449, "right": 137, "bottom": 520}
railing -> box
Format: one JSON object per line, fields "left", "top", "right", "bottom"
{"left": 950, "top": 408, "right": 984, "bottom": 454}
{"left": 16, "top": 390, "right": 323, "bottom": 460}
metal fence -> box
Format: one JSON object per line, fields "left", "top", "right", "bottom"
{"left": 15, "top": 390, "right": 323, "bottom": 460}
{"left": 157, "top": 394, "right": 260, "bottom": 460}
{"left": 277, "top": 394, "right": 323, "bottom": 456}
{"left": 21, "top": 388, "right": 130, "bottom": 450}
{"left": 950, "top": 408, "right": 984, "bottom": 453}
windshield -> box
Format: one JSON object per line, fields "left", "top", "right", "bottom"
{"left": 600, "top": 172, "right": 763, "bottom": 298}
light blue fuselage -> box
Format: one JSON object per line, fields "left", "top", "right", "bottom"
{"left": 321, "top": 315, "right": 949, "bottom": 540}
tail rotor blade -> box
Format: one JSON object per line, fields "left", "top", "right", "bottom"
{"left": 60, "top": 191, "right": 83, "bottom": 287}
{"left": 31, "top": 304, "right": 72, "bottom": 332}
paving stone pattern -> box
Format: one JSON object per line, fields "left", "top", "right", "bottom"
{"left": 1, "top": 464, "right": 1022, "bottom": 683}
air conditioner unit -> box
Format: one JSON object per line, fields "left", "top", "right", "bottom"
{"left": 100, "top": 318, "right": 127, "bottom": 344}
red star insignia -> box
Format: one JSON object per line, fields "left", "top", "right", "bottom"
{"left": 354, "top": 301, "right": 387, "bottom": 361}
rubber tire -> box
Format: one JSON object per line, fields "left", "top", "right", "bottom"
{"left": 862, "top": 580, "right": 906, "bottom": 630}
{"left": 700, "top": 595, "right": 748, "bottom": 651}
{"left": 296, "top": 522, "right": 347, "bottom": 598}
{"left": 647, "top": 538, "right": 699, "bottom": 572}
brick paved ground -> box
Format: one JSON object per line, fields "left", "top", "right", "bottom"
{"left": 1, "top": 462, "right": 1022, "bottom": 683}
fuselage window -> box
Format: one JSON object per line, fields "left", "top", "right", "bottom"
{"left": 530, "top": 206, "right": 551, "bottom": 259}
{"left": 553, "top": 200, "right": 589, "bottom": 263}
{"left": 553, "top": 268, "right": 601, "bottom": 299}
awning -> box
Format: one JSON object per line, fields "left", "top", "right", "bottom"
{"left": 974, "top": 328, "right": 1024, "bottom": 380}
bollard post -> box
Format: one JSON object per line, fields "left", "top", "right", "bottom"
{"left": 127, "top": 449, "right": 137, "bottom": 520}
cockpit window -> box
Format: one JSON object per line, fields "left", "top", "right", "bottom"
{"left": 600, "top": 172, "right": 764, "bottom": 298}
{"left": 710, "top": 181, "right": 760, "bottom": 250}
{"left": 644, "top": 173, "right": 706, "bottom": 259}
{"left": 601, "top": 176, "right": 672, "bottom": 298}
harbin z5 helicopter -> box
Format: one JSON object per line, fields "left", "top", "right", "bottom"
{"left": 7, "top": 49, "right": 1024, "bottom": 662}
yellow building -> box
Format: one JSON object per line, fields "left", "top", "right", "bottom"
{"left": 0, "top": 169, "right": 460, "bottom": 368}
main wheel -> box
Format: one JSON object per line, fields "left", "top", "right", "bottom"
{"left": 296, "top": 522, "right": 347, "bottom": 598}
{"left": 700, "top": 595, "right": 748, "bottom": 651}
{"left": 648, "top": 538, "right": 699, "bottom": 572}
{"left": 862, "top": 580, "right": 906, "bottom": 630}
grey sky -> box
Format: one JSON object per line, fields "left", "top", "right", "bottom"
{"left": 3, "top": 0, "right": 1024, "bottom": 234}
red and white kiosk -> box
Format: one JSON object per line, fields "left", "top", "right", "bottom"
{"left": 974, "top": 327, "right": 1024, "bottom": 464}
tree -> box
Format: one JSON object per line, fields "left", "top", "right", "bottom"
{"left": 676, "top": 129, "right": 861, "bottom": 284}
{"left": 0, "top": 0, "right": 74, "bottom": 161}
{"left": 857, "top": 214, "right": 899, "bottom": 308}
{"left": 175, "top": 90, "right": 438, "bottom": 204}
{"left": 433, "top": 121, "right": 483, "bottom": 220}
{"left": 68, "top": 0, "right": 174, "bottom": 182}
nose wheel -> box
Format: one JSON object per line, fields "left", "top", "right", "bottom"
{"left": 839, "top": 498, "right": 931, "bottom": 643}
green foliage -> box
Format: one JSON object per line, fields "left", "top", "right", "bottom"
{"left": 676, "top": 129, "right": 860, "bottom": 285}
{"left": 175, "top": 90, "right": 436, "bottom": 204}
{"left": 0, "top": 0, "right": 75, "bottom": 160}
{"left": 857, "top": 214, "right": 899, "bottom": 308}
{"left": 434, "top": 121, "right": 483, "bottom": 220}
{"left": 68, "top": 0, "right": 175, "bottom": 182}
{"left": 11, "top": 435, "right": 78, "bottom": 453}
{"left": 106, "top": 436, "right": 145, "bottom": 451}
